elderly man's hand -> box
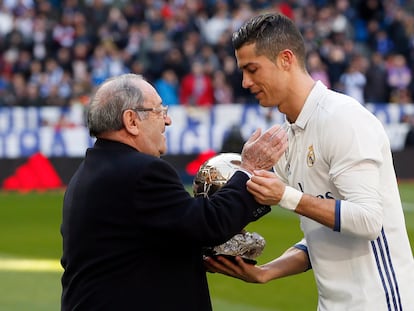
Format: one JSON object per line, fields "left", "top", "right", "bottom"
{"left": 240, "top": 124, "right": 288, "bottom": 174}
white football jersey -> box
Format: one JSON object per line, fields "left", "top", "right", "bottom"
{"left": 274, "top": 81, "right": 414, "bottom": 310}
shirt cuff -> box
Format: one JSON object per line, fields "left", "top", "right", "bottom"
{"left": 237, "top": 168, "right": 252, "bottom": 178}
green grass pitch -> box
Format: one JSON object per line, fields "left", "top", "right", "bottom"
{"left": 0, "top": 183, "right": 413, "bottom": 311}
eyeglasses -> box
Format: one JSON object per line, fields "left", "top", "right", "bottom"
{"left": 131, "top": 105, "right": 168, "bottom": 118}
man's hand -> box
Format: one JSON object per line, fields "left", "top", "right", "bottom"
{"left": 246, "top": 169, "right": 286, "bottom": 206}
{"left": 240, "top": 124, "right": 288, "bottom": 174}
{"left": 203, "top": 255, "right": 265, "bottom": 283}
{"left": 248, "top": 170, "right": 304, "bottom": 212}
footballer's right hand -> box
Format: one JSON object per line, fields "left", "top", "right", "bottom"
{"left": 203, "top": 255, "right": 266, "bottom": 284}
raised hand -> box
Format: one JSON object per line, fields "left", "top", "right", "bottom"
{"left": 240, "top": 124, "right": 288, "bottom": 174}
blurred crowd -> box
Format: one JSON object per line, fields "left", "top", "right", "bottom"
{"left": 1, "top": 0, "right": 414, "bottom": 109}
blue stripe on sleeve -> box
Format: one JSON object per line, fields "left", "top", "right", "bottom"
{"left": 334, "top": 200, "right": 341, "bottom": 232}
{"left": 294, "top": 243, "right": 312, "bottom": 270}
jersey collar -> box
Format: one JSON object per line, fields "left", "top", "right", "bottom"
{"left": 293, "top": 80, "right": 327, "bottom": 130}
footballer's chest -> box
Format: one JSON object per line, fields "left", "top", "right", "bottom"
{"left": 284, "top": 127, "right": 331, "bottom": 194}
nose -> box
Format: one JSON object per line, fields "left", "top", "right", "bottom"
{"left": 165, "top": 115, "right": 172, "bottom": 126}
{"left": 242, "top": 73, "right": 253, "bottom": 89}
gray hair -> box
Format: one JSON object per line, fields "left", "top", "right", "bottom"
{"left": 232, "top": 13, "right": 307, "bottom": 69}
{"left": 87, "top": 73, "right": 146, "bottom": 137}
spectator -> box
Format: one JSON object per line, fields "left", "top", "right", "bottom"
{"left": 39, "top": 57, "right": 64, "bottom": 98}
{"left": 364, "top": 52, "right": 390, "bottom": 103}
{"left": 181, "top": 31, "right": 203, "bottom": 67}
{"left": 306, "top": 51, "right": 330, "bottom": 88}
{"left": 369, "top": 26, "right": 394, "bottom": 57}
{"left": 338, "top": 55, "right": 367, "bottom": 104}
{"left": 0, "top": 0, "right": 413, "bottom": 108}
{"left": 25, "top": 82, "right": 43, "bottom": 106}
{"left": 325, "top": 44, "right": 348, "bottom": 91}
{"left": 28, "top": 59, "right": 43, "bottom": 86}
{"left": 358, "top": 0, "right": 384, "bottom": 25}
{"left": 71, "top": 41, "right": 90, "bottom": 85}
{"left": 163, "top": 47, "right": 187, "bottom": 81}
{"left": 56, "top": 47, "right": 74, "bottom": 75}
{"left": 199, "top": 45, "right": 221, "bottom": 75}
{"left": 387, "top": 7, "right": 411, "bottom": 60}
{"left": 200, "top": 0, "right": 232, "bottom": 45}
{"left": 212, "top": 70, "right": 234, "bottom": 104}
{"left": 52, "top": 11, "right": 75, "bottom": 49}
{"left": 31, "top": 14, "right": 50, "bottom": 61}
{"left": 105, "top": 6, "right": 128, "bottom": 48}
{"left": 12, "top": 49, "right": 32, "bottom": 78}
{"left": 44, "top": 84, "right": 68, "bottom": 106}
{"left": 387, "top": 53, "right": 412, "bottom": 99}
{"left": 179, "top": 60, "right": 214, "bottom": 107}
{"left": 123, "top": 22, "right": 144, "bottom": 61}
{"left": 5, "top": 72, "right": 27, "bottom": 106}
{"left": 89, "top": 43, "right": 112, "bottom": 87}
{"left": 222, "top": 55, "right": 253, "bottom": 103}
{"left": 154, "top": 69, "right": 179, "bottom": 106}
{"left": 0, "top": 5, "right": 13, "bottom": 37}
{"left": 0, "top": 73, "right": 10, "bottom": 106}
{"left": 145, "top": 30, "right": 172, "bottom": 81}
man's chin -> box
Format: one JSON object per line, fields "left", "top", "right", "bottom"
{"left": 159, "top": 148, "right": 167, "bottom": 157}
{"left": 258, "top": 99, "right": 272, "bottom": 107}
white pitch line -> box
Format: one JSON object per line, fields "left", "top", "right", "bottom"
{"left": 0, "top": 258, "right": 62, "bottom": 272}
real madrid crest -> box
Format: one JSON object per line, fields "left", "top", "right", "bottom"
{"left": 307, "top": 145, "right": 315, "bottom": 167}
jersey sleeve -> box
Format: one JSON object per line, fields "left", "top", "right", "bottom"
{"left": 322, "top": 102, "right": 388, "bottom": 239}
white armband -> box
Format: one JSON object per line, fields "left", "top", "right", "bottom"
{"left": 279, "top": 186, "right": 303, "bottom": 211}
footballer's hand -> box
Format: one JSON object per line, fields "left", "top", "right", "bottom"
{"left": 240, "top": 125, "right": 288, "bottom": 174}
{"left": 203, "top": 255, "right": 266, "bottom": 284}
{"left": 247, "top": 169, "right": 286, "bottom": 206}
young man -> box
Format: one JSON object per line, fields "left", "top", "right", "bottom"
{"left": 204, "top": 13, "right": 414, "bottom": 310}
{"left": 60, "top": 73, "right": 288, "bottom": 310}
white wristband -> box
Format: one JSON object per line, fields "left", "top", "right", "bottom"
{"left": 279, "top": 186, "right": 303, "bottom": 211}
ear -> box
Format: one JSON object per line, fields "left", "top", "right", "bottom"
{"left": 279, "top": 49, "right": 294, "bottom": 69}
{"left": 122, "top": 110, "right": 140, "bottom": 135}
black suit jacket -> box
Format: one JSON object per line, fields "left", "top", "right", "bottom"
{"left": 61, "top": 138, "right": 270, "bottom": 311}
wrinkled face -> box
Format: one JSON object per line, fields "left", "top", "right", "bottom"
{"left": 235, "top": 43, "right": 288, "bottom": 109}
{"left": 136, "top": 82, "right": 172, "bottom": 157}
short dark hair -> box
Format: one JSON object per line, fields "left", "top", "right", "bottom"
{"left": 232, "top": 13, "right": 306, "bottom": 68}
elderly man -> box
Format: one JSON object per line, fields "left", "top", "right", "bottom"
{"left": 60, "top": 73, "right": 287, "bottom": 311}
